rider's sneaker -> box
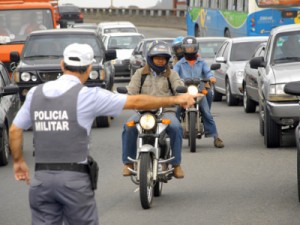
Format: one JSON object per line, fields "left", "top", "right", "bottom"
{"left": 214, "top": 137, "right": 224, "bottom": 148}
{"left": 123, "top": 163, "right": 133, "bottom": 176}
{"left": 173, "top": 165, "right": 184, "bottom": 179}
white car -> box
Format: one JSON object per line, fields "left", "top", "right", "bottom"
{"left": 96, "top": 21, "right": 138, "bottom": 37}
{"left": 102, "top": 32, "right": 144, "bottom": 78}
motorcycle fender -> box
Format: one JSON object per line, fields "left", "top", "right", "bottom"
{"left": 139, "top": 144, "right": 156, "bottom": 154}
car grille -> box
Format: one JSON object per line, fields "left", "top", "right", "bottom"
{"left": 61, "top": 13, "right": 80, "bottom": 20}
{"left": 123, "top": 59, "right": 130, "bottom": 65}
{"left": 38, "top": 71, "right": 63, "bottom": 82}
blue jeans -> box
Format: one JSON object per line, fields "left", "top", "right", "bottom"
{"left": 176, "top": 95, "right": 218, "bottom": 138}
{"left": 206, "top": 88, "right": 213, "bottom": 110}
{"left": 122, "top": 112, "right": 183, "bottom": 166}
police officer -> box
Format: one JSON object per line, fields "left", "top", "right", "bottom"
{"left": 9, "top": 43, "right": 198, "bottom": 225}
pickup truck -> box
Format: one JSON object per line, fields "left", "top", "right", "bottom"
{"left": 250, "top": 24, "right": 300, "bottom": 148}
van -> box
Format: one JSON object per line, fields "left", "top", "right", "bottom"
{"left": 96, "top": 21, "right": 138, "bottom": 37}
{"left": 0, "top": 0, "right": 57, "bottom": 73}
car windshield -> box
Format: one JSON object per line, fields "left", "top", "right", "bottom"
{"left": 230, "top": 41, "right": 265, "bottom": 61}
{"left": 23, "top": 34, "right": 104, "bottom": 60}
{"left": 0, "top": 9, "right": 54, "bottom": 43}
{"left": 58, "top": 5, "right": 80, "bottom": 13}
{"left": 104, "top": 27, "right": 137, "bottom": 34}
{"left": 108, "top": 35, "right": 144, "bottom": 49}
{"left": 272, "top": 33, "right": 300, "bottom": 64}
{"left": 198, "top": 41, "right": 224, "bottom": 58}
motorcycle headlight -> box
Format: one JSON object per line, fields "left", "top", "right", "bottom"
{"left": 89, "top": 71, "right": 99, "bottom": 80}
{"left": 21, "top": 72, "right": 31, "bottom": 82}
{"left": 140, "top": 113, "right": 156, "bottom": 130}
{"left": 187, "top": 85, "right": 198, "bottom": 95}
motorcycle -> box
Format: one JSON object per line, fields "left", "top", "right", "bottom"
{"left": 284, "top": 81, "right": 300, "bottom": 202}
{"left": 176, "top": 64, "right": 221, "bottom": 152}
{"left": 176, "top": 79, "right": 208, "bottom": 152}
{"left": 117, "top": 87, "right": 174, "bottom": 209}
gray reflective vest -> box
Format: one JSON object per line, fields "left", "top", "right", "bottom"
{"left": 30, "top": 83, "right": 89, "bottom": 163}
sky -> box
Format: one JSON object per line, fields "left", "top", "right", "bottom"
{"left": 59, "top": 0, "right": 170, "bottom": 9}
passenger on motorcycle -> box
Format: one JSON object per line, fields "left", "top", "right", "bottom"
{"left": 173, "top": 36, "right": 224, "bottom": 148}
{"left": 122, "top": 40, "right": 185, "bottom": 178}
{"left": 171, "top": 36, "right": 184, "bottom": 66}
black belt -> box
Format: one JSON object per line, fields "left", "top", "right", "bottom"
{"left": 35, "top": 163, "right": 89, "bottom": 174}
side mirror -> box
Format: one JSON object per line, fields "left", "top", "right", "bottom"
{"left": 0, "top": 85, "right": 19, "bottom": 97}
{"left": 176, "top": 86, "right": 187, "bottom": 94}
{"left": 10, "top": 51, "right": 20, "bottom": 63}
{"left": 215, "top": 56, "right": 226, "bottom": 63}
{"left": 250, "top": 56, "right": 265, "bottom": 69}
{"left": 284, "top": 81, "right": 300, "bottom": 96}
{"left": 116, "top": 87, "right": 128, "bottom": 94}
{"left": 105, "top": 49, "right": 117, "bottom": 61}
{"left": 211, "top": 63, "right": 221, "bottom": 70}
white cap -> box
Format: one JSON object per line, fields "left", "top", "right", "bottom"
{"left": 63, "top": 43, "right": 96, "bottom": 66}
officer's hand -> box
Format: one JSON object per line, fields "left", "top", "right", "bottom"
{"left": 210, "top": 77, "right": 216, "bottom": 84}
{"left": 177, "top": 93, "right": 203, "bottom": 109}
{"left": 13, "top": 159, "right": 30, "bottom": 185}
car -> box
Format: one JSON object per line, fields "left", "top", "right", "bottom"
{"left": 70, "top": 23, "right": 97, "bottom": 30}
{"left": 96, "top": 21, "right": 138, "bottom": 37}
{"left": 102, "top": 32, "right": 144, "bottom": 79}
{"left": 57, "top": 4, "right": 84, "bottom": 28}
{"left": 10, "top": 28, "right": 116, "bottom": 128}
{"left": 249, "top": 24, "right": 300, "bottom": 148}
{"left": 0, "top": 61, "right": 20, "bottom": 166}
{"left": 129, "top": 37, "right": 174, "bottom": 76}
{"left": 211, "top": 36, "right": 268, "bottom": 106}
{"left": 242, "top": 42, "right": 267, "bottom": 113}
{"left": 196, "top": 37, "right": 228, "bottom": 67}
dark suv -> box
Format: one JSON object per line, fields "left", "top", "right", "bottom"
{"left": 57, "top": 4, "right": 84, "bottom": 28}
{"left": 10, "top": 29, "right": 116, "bottom": 127}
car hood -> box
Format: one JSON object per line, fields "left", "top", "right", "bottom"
{"left": 230, "top": 61, "right": 248, "bottom": 71}
{"left": 21, "top": 58, "right": 62, "bottom": 69}
{"left": 271, "top": 63, "right": 300, "bottom": 84}
{"left": 116, "top": 49, "right": 134, "bottom": 60}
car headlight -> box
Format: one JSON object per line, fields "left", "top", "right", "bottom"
{"left": 89, "top": 71, "right": 99, "bottom": 80}
{"left": 140, "top": 113, "right": 156, "bottom": 130}
{"left": 187, "top": 85, "right": 198, "bottom": 95}
{"left": 112, "top": 59, "right": 123, "bottom": 65}
{"left": 21, "top": 72, "right": 31, "bottom": 82}
{"left": 234, "top": 71, "right": 244, "bottom": 82}
{"left": 268, "top": 84, "right": 298, "bottom": 101}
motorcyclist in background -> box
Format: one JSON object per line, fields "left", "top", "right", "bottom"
{"left": 173, "top": 36, "right": 224, "bottom": 148}
{"left": 122, "top": 40, "right": 186, "bottom": 179}
{"left": 171, "top": 36, "right": 185, "bottom": 66}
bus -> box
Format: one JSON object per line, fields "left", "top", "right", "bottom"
{"left": 0, "top": 0, "right": 57, "bottom": 74}
{"left": 186, "top": 0, "right": 300, "bottom": 37}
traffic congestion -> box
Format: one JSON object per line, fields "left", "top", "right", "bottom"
{"left": 1, "top": 0, "right": 300, "bottom": 225}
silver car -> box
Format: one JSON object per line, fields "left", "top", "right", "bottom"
{"left": 250, "top": 24, "right": 300, "bottom": 148}
{"left": 212, "top": 36, "right": 268, "bottom": 106}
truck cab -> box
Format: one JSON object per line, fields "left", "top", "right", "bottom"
{"left": 0, "top": 0, "right": 57, "bottom": 73}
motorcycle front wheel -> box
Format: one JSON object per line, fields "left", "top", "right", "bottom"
{"left": 189, "top": 111, "right": 197, "bottom": 152}
{"left": 139, "top": 152, "right": 154, "bottom": 209}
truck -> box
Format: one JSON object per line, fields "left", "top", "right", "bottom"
{"left": 0, "top": 0, "right": 57, "bottom": 73}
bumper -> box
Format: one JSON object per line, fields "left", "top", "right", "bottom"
{"left": 267, "top": 101, "right": 299, "bottom": 125}
{"left": 231, "top": 80, "right": 243, "bottom": 98}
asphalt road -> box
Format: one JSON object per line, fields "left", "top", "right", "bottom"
{"left": 1, "top": 27, "right": 300, "bottom": 225}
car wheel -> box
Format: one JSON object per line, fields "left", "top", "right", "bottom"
{"left": 226, "top": 81, "right": 239, "bottom": 106}
{"left": 0, "top": 124, "right": 9, "bottom": 166}
{"left": 212, "top": 84, "right": 222, "bottom": 102}
{"left": 95, "top": 116, "right": 111, "bottom": 128}
{"left": 264, "top": 103, "right": 281, "bottom": 148}
{"left": 243, "top": 87, "right": 257, "bottom": 113}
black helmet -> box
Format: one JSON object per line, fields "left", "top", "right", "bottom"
{"left": 172, "top": 36, "right": 184, "bottom": 60}
{"left": 182, "top": 36, "right": 199, "bottom": 54}
{"left": 146, "top": 40, "right": 172, "bottom": 73}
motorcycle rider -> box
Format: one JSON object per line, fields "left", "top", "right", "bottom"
{"left": 122, "top": 40, "right": 187, "bottom": 179}
{"left": 172, "top": 36, "right": 184, "bottom": 66}
{"left": 173, "top": 36, "right": 224, "bottom": 148}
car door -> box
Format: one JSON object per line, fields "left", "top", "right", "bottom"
{"left": 246, "top": 44, "right": 266, "bottom": 102}
{"left": 214, "top": 41, "right": 230, "bottom": 94}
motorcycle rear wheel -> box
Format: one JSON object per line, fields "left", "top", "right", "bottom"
{"left": 139, "top": 153, "right": 154, "bottom": 209}
{"left": 189, "top": 111, "right": 197, "bottom": 152}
